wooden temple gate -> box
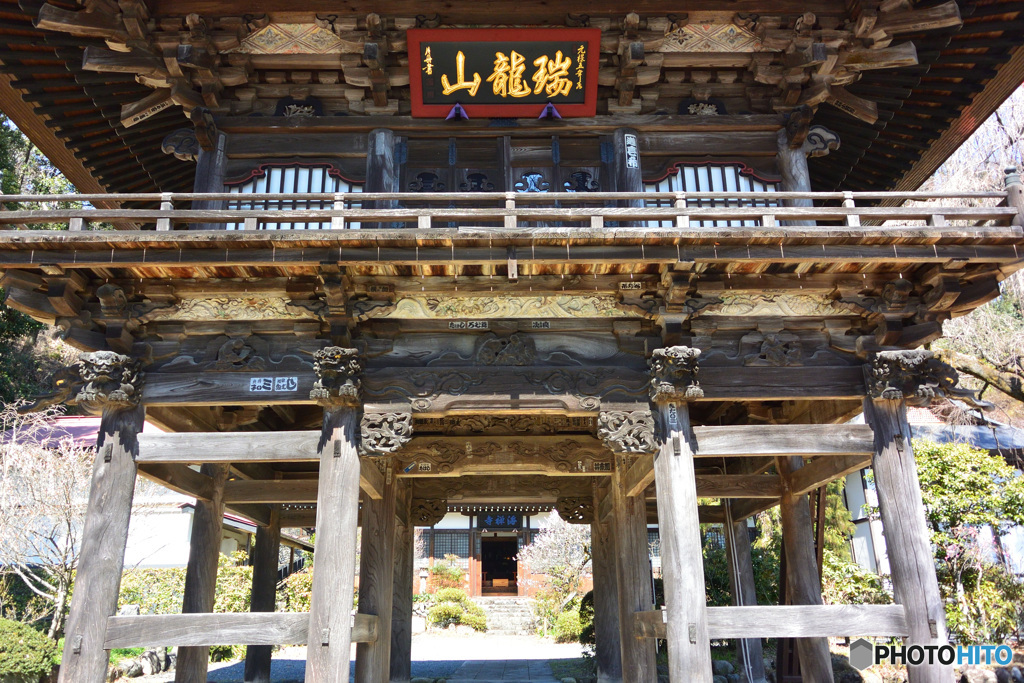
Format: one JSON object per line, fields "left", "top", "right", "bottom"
{"left": 1, "top": 0, "right": 1024, "bottom": 680}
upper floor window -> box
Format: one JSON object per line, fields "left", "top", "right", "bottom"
{"left": 224, "top": 163, "right": 361, "bottom": 230}
{"left": 645, "top": 162, "right": 780, "bottom": 228}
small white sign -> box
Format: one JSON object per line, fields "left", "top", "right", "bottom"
{"left": 619, "top": 281, "right": 643, "bottom": 290}
{"left": 531, "top": 320, "right": 551, "bottom": 329}
{"left": 249, "top": 377, "right": 299, "bottom": 392}
{"left": 624, "top": 134, "right": 639, "bottom": 169}
{"left": 668, "top": 403, "right": 679, "bottom": 426}
{"left": 449, "top": 320, "right": 490, "bottom": 330}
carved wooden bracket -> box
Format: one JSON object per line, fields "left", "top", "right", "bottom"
{"left": 310, "top": 347, "right": 363, "bottom": 407}
{"left": 360, "top": 410, "right": 414, "bottom": 456}
{"left": 25, "top": 351, "right": 144, "bottom": 414}
{"left": 555, "top": 496, "right": 595, "bottom": 524}
{"left": 598, "top": 409, "right": 657, "bottom": 454}
{"left": 649, "top": 345, "right": 704, "bottom": 402}
{"left": 866, "top": 350, "right": 961, "bottom": 406}
{"left": 410, "top": 498, "right": 448, "bottom": 526}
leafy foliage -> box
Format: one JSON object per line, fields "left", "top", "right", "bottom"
{"left": 0, "top": 617, "right": 57, "bottom": 677}
{"left": 278, "top": 567, "right": 314, "bottom": 613}
{"left": 820, "top": 549, "right": 891, "bottom": 605}
{"left": 424, "top": 588, "right": 487, "bottom": 631}
{"left": 553, "top": 609, "right": 583, "bottom": 643}
{"left": 427, "top": 554, "right": 466, "bottom": 592}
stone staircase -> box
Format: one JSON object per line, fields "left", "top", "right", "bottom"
{"left": 473, "top": 596, "right": 538, "bottom": 636}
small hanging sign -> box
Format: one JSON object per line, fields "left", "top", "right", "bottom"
{"left": 408, "top": 28, "right": 601, "bottom": 118}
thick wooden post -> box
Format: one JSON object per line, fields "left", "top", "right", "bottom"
{"left": 776, "top": 455, "right": 835, "bottom": 683}
{"left": 307, "top": 347, "right": 364, "bottom": 683}
{"left": 590, "top": 518, "right": 623, "bottom": 683}
{"left": 864, "top": 396, "right": 951, "bottom": 682}
{"left": 653, "top": 398, "right": 713, "bottom": 681}
{"left": 612, "top": 127, "right": 643, "bottom": 227}
{"left": 776, "top": 128, "right": 812, "bottom": 204}
{"left": 355, "top": 462, "right": 398, "bottom": 682}
{"left": 244, "top": 506, "right": 282, "bottom": 683}
{"left": 175, "top": 463, "right": 230, "bottom": 683}
{"left": 724, "top": 505, "right": 769, "bottom": 683}
{"left": 192, "top": 131, "right": 227, "bottom": 230}
{"left": 366, "top": 128, "right": 398, "bottom": 229}
{"left": 389, "top": 483, "right": 414, "bottom": 683}
{"left": 58, "top": 399, "right": 144, "bottom": 683}
{"left": 609, "top": 454, "right": 657, "bottom": 682}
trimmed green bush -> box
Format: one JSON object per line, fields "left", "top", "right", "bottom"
{"left": 427, "top": 602, "right": 463, "bottom": 628}
{"left": 460, "top": 612, "right": 487, "bottom": 632}
{"left": 553, "top": 609, "right": 583, "bottom": 643}
{"left": 432, "top": 587, "right": 469, "bottom": 605}
{"left": 0, "top": 618, "right": 57, "bottom": 680}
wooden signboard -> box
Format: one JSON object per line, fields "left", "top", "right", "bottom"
{"left": 408, "top": 28, "right": 601, "bottom": 118}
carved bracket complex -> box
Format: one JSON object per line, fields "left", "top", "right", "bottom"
{"left": 598, "top": 410, "right": 657, "bottom": 454}
{"left": 866, "top": 350, "right": 963, "bottom": 406}
{"left": 555, "top": 496, "right": 595, "bottom": 524}
{"left": 309, "top": 347, "right": 363, "bottom": 407}
{"left": 26, "top": 351, "right": 144, "bottom": 414}
{"left": 649, "top": 345, "right": 704, "bottom": 402}
{"left": 410, "top": 499, "right": 448, "bottom": 527}
{"left": 360, "top": 411, "right": 414, "bottom": 456}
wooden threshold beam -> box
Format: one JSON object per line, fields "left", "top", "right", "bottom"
{"left": 634, "top": 604, "right": 909, "bottom": 640}
{"left": 104, "top": 613, "right": 378, "bottom": 649}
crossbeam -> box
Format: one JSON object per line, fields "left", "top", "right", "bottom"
{"left": 634, "top": 605, "right": 909, "bottom": 640}
{"left": 103, "top": 613, "right": 378, "bottom": 649}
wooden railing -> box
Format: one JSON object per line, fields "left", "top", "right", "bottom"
{"left": 0, "top": 190, "right": 1019, "bottom": 232}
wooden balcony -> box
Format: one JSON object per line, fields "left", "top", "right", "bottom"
{"left": 0, "top": 189, "right": 1020, "bottom": 234}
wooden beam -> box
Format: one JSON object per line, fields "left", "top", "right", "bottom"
{"left": 789, "top": 454, "right": 872, "bottom": 497}
{"left": 138, "top": 430, "right": 319, "bottom": 463}
{"left": 360, "top": 459, "right": 385, "bottom": 501}
{"left": 696, "top": 475, "right": 783, "bottom": 499}
{"left": 634, "top": 604, "right": 909, "bottom": 640}
{"left": 623, "top": 454, "right": 654, "bottom": 497}
{"left": 104, "top": 613, "right": 378, "bottom": 649}
{"left": 692, "top": 424, "right": 874, "bottom": 458}
{"left": 137, "top": 463, "right": 214, "bottom": 500}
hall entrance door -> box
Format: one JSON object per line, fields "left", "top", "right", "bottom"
{"left": 480, "top": 535, "right": 520, "bottom": 596}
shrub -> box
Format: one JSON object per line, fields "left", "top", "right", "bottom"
{"left": 461, "top": 612, "right": 487, "bottom": 632}
{"left": 578, "top": 590, "right": 595, "bottom": 651}
{"left": 278, "top": 567, "right": 314, "bottom": 613}
{"left": 432, "top": 587, "right": 469, "bottom": 605}
{"left": 427, "top": 555, "right": 465, "bottom": 591}
{"left": 0, "top": 618, "right": 57, "bottom": 679}
{"left": 427, "top": 602, "right": 463, "bottom": 628}
{"left": 553, "top": 609, "right": 583, "bottom": 643}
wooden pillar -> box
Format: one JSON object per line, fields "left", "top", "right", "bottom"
{"left": 244, "top": 506, "right": 282, "bottom": 683}
{"left": 192, "top": 131, "right": 227, "bottom": 230}
{"left": 58, "top": 402, "right": 144, "bottom": 683}
{"left": 389, "top": 484, "right": 414, "bottom": 683}
{"left": 724, "top": 505, "right": 768, "bottom": 683}
{"left": 175, "top": 463, "right": 230, "bottom": 683}
{"left": 366, "top": 128, "right": 398, "bottom": 229}
{"left": 776, "top": 455, "right": 835, "bottom": 683}
{"left": 609, "top": 454, "right": 657, "bottom": 682}
{"left": 355, "top": 461, "right": 398, "bottom": 682}
{"left": 611, "top": 127, "right": 643, "bottom": 226}
{"left": 1005, "top": 166, "right": 1024, "bottom": 226}
{"left": 653, "top": 400, "right": 713, "bottom": 682}
{"left": 864, "top": 396, "right": 951, "bottom": 682}
{"left": 776, "top": 129, "right": 812, "bottom": 204}
{"left": 306, "top": 405, "right": 363, "bottom": 683}
{"left": 590, "top": 518, "right": 623, "bottom": 683}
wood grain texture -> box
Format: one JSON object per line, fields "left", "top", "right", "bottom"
{"left": 610, "top": 453, "right": 657, "bottom": 683}
{"left": 634, "top": 604, "right": 909, "bottom": 639}
{"left": 623, "top": 454, "right": 654, "bottom": 497}
{"left": 58, "top": 406, "right": 143, "bottom": 683}
{"left": 724, "top": 506, "right": 768, "bottom": 683}
{"left": 692, "top": 424, "right": 874, "bottom": 458}
{"left": 590, "top": 516, "right": 623, "bottom": 683}
{"left": 776, "top": 455, "right": 834, "bottom": 683}
{"left": 864, "top": 398, "right": 952, "bottom": 682}
{"left": 306, "top": 407, "right": 363, "bottom": 683}
{"left": 355, "top": 462, "right": 397, "bottom": 683}
{"left": 244, "top": 506, "right": 281, "bottom": 683}
{"left": 176, "top": 463, "right": 230, "bottom": 683}
{"left": 389, "top": 484, "right": 414, "bottom": 683}
{"left": 653, "top": 401, "right": 713, "bottom": 682}
{"left": 789, "top": 454, "right": 872, "bottom": 496}
{"left": 103, "top": 613, "right": 378, "bottom": 648}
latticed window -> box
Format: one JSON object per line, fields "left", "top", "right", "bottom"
{"left": 224, "top": 163, "right": 361, "bottom": 230}
{"left": 648, "top": 530, "right": 661, "bottom": 558}
{"left": 432, "top": 530, "right": 471, "bottom": 569}
{"left": 645, "top": 163, "right": 780, "bottom": 228}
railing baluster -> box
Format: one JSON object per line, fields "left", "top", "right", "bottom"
{"left": 675, "top": 192, "right": 689, "bottom": 229}
{"left": 69, "top": 216, "right": 84, "bottom": 232}
{"left": 330, "top": 193, "right": 345, "bottom": 230}
{"left": 155, "top": 192, "right": 173, "bottom": 231}
{"left": 843, "top": 191, "right": 860, "bottom": 227}
{"left": 504, "top": 192, "right": 516, "bottom": 230}
{"left": 244, "top": 216, "right": 258, "bottom": 231}
{"left": 418, "top": 215, "right": 431, "bottom": 230}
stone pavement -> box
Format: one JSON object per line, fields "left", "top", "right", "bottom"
{"left": 133, "top": 632, "right": 582, "bottom": 682}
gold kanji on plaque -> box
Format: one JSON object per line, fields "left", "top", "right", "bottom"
{"left": 441, "top": 50, "right": 482, "bottom": 96}
{"left": 531, "top": 50, "right": 573, "bottom": 97}
{"left": 487, "top": 50, "right": 533, "bottom": 98}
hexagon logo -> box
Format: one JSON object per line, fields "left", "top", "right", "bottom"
{"left": 850, "top": 638, "right": 875, "bottom": 671}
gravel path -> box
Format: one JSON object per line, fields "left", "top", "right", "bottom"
{"left": 133, "top": 633, "right": 583, "bottom": 682}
